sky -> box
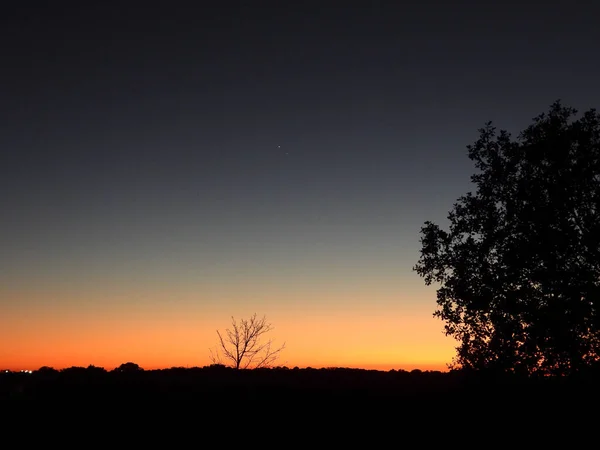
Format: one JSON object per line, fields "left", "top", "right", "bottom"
{"left": 2, "top": 1, "right": 600, "bottom": 372}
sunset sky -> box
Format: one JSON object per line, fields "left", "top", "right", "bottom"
{"left": 2, "top": 1, "right": 600, "bottom": 372}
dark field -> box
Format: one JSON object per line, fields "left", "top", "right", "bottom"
{"left": 3, "top": 366, "right": 599, "bottom": 444}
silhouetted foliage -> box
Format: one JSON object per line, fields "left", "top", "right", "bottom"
{"left": 209, "top": 313, "right": 286, "bottom": 369}
{"left": 414, "top": 100, "right": 600, "bottom": 376}
{"left": 60, "top": 366, "right": 88, "bottom": 375}
{"left": 113, "top": 362, "right": 144, "bottom": 372}
{"left": 3, "top": 364, "right": 598, "bottom": 443}
{"left": 36, "top": 366, "right": 59, "bottom": 375}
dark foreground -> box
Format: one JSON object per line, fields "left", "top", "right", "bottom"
{"left": 2, "top": 366, "right": 599, "bottom": 444}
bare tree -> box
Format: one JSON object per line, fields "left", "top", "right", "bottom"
{"left": 209, "top": 313, "right": 286, "bottom": 369}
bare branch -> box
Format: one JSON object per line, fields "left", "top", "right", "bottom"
{"left": 209, "top": 313, "right": 286, "bottom": 369}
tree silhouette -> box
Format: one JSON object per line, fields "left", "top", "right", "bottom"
{"left": 414, "top": 100, "right": 600, "bottom": 376}
{"left": 209, "top": 313, "right": 286, "bottom": 369}
{"left": 113, "top": 362, "right": 143, "bottom": 372}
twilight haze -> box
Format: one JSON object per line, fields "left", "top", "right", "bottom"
{"left": 1, "top": 2, "right": 599, "bottom": 371}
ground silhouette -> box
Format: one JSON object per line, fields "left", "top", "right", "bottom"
{"left": 2, "top": 364, "right": 598, "bottom": 443}
{"left": 3, "top": 363, "right": 599, "bottom": 405}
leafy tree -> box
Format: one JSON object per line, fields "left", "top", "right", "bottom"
{"left": 414, "top": 100, "right": 600, "bottom": 376}
{"left": 209, "top": 313, "right": 286, "bottom": 369}
{"left": 113, "top": 362, "right": 143, "bottom": 372}
{"left": 36, "top": 366, "right": 59, "bottom": 374}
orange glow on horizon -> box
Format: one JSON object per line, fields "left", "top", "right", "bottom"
{"left": 1, "top": 281, "right": 456, "bottom": 372}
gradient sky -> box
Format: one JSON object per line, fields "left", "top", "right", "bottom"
{"left": 2, "top": 1, "right": 600, "bottom": 371}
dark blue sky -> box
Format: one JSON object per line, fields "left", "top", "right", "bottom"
{"left": 2, "top": 1, "right": 600, "bottom": 369}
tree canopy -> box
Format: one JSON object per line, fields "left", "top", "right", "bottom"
{"left": 414, "top": 100, "right": 600, "bottom": 376}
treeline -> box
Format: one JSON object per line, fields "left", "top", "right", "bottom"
{"left": 3, "top": 363, "right": 600, "bottom": 406}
